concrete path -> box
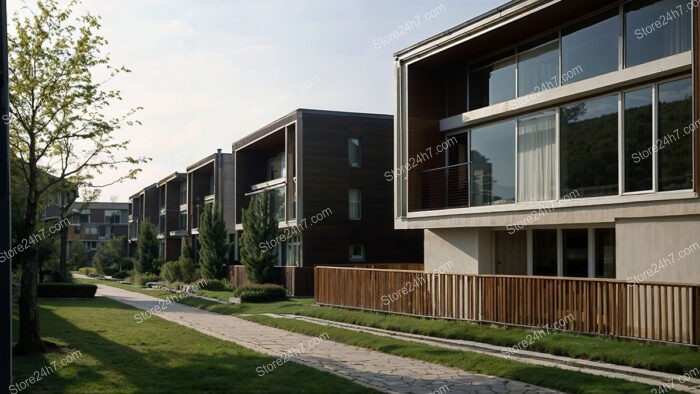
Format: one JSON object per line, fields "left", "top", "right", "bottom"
{"left": 95, "top": 284, "right": 560, "bottom": 394}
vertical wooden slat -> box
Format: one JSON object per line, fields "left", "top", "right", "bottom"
{"left": 312, "top": 267, "right": 698, "bottom": 345}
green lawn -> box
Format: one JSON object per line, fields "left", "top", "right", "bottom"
{"left": 244, "top": 315, "right": 677, "bottom": 394}
{"left": 11, "top": 299, "right": 375, "bottom": 393}
{"left": 294, "top": 307, "right": 700, "bottom": 375}
{"left": 81, "top": 276, "right": 699, "bottom": 375}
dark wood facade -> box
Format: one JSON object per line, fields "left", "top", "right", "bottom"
{"left": 232, "top": 109, "right": 423, "bottom": 291}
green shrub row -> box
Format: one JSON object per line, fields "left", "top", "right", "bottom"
{"left": 232, "top": 284, "right": 287, "bottom": 302}
{"left": 38, "top": 283, "right": 97, "bottom": 298}
{"left": 199, "top": 279, "right": 232, "bottom": 291}
{"left": 111, "top": 271, "right": 129, "bottom": 279}
{"left": 77, "top": 267, "right": 99, "bottom": 277}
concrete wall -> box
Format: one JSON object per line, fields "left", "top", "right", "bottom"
{"left": 424, "top": 228, "right": 493, "bottom": 274}
{"left": 616, "top": 216, "right": 700, "bottom": 285}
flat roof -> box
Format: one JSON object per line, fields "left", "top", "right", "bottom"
{"left": 393, "top": 0, "right": 526, "bottom": 58}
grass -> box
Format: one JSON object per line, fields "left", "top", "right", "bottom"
{"left": 81, "top": 276, "right": 699, "bottom": 375}
{"left": 194, "top": 289, "right": 235, "bottom": 302}
{"left": 294, "top": 308, "right": 700, "bottom": 375}
{"left": 11, "top": 298, "right": 376, "bottom": 393}
{"left": 243, "top": 315, "right": 677, "bottom": 394}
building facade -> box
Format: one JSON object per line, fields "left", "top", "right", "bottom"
{"left": 157, "top": 172, "right": 187, "bottom": 261}
{"left": 233, "top": 109, "right": 423, "bottom": 267}
{"left": 66, "top": 202, "right": 129, "bottom": 262}
{"left": 128, "top": 184, "right": 159, "bottom": 257}
{"left": 393, "top": 0, "right": 699, "bottom": 283}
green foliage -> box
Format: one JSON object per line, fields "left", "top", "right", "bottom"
{"left": 232, "top": 284, "right": 288, "bottom": 303}
{"left": 111, "top": 271, "right": 128, "bottom": 280}
{"left": 78, "top": 267, "right": 98, "bottom": 277}
{"left": 101, "top": 267, "right": 119, "bottom": 276}
{"left": 134, "top": 273, "right": 160, "bottom": 287}
{"left": 69, "top": 241, "right": 88, "bottom": 269}
{"left": 136, "top": 220, "right": 159, "bottom": 274}
{"left": 240, "top": 192, "right": 279, "bottom": 284}
{"left": 93, "top": 236, "right": 128, "bottom": 273}
{"left": 199, "top": 279, "right": 232, "bottom": 291}
{"left": 199, "top": 204, "right": 230, "bottom": 279}
{"left": 37, "top": 283, "right": 97, "bottom": 298}
{"left": 161, "top": 260, "right": 196, "bottom": 284}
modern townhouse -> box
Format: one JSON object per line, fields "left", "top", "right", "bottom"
{"left": 66, "top": 202, "right": 129, "bottom": 262}
{"left": 156, "top": 172, "right": 188, "bottom": 261}
{"left": 186, "top": 149, "right": 235, "bottom": 263}
{"left": 232, "top": 109, "right": 423, "bottom": 294}
{"left": 393, "top": 0, "right": 699, "bottom": 283}
{"left": 127, "top": 184, "right": 159, "bottom": 257}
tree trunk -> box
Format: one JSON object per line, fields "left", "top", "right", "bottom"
{"left": 14, "top": 197, "right": 45, "bottom": 355}
{"left": 58, "top": 224, "right": 68, "bottom": 281}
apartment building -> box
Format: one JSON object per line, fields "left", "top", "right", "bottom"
{"left": 66, "top": 202, "right": 129, "bottom": 261}
{"left": 232, "top": 109, "right": 423, "bottom": 271}
{"left": 187, "top": 150, "right": 235, "bottom": 263}
{"left": 393, "top": 0, "right": 699, "bottom": 283}
{"left": 156, "top": 172, "right": 187, "bottom": 261}
{"left": 127, "top": 184, "right": 158, "bottom": 257}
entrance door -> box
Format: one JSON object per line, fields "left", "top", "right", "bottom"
{"left": 494, "top": 231, "right": 527, "bottom": 275}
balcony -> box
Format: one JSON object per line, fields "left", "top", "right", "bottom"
{"left": 169, "top": 223, "right": 188, "bottom": 238}
{"left": 415, "top": 162, "right": 514, "bottom": 211}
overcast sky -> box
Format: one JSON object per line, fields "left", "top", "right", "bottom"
{"left": 9, "top": 0, "right": 505, "bottom": 202}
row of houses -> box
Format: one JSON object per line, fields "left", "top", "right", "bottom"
{"left": 127, "top": 110, "right": 424, "bottom": 287}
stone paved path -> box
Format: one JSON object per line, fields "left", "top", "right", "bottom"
{"left": 95, "top": 284, "right": 561, "bottom": 393}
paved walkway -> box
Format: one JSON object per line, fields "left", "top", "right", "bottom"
{"left": 95, "top": 284, "right": 560, "bottom": 394}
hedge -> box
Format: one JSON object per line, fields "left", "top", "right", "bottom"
{"left": 38, "top": 283, "right": 97, "bottom": 298}
{"left": 232, "top": 284, "right": 287, "bottom": 302}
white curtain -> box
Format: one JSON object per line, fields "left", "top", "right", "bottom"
{"left": 518, "top": 113, "right": 556, "bottom": 202}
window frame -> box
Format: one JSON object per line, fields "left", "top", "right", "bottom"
{"left": 349, "top": 244, "right": 365, "bottom": 262}
{"left": 348, "top": 188, "right": 362, "bottom": 221}
{"left": 348, "top": 137, "right": 362, "bottom": 168}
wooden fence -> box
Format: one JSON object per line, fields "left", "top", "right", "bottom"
{"left": 314, "top": 266, "right": 700, "bottom": 345}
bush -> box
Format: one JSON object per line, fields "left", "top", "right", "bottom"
{"left": 199, "top": 279, "right": 232, "bottom": 291}
{"left": 37, "top": 283, "right": 97, "bottom": 298}
{"left": 102, "top": 267, "right": 119, "bottom": 276}
{"left": 111, "top": 271, "right": 129, "bottom": 279}
{"left": 134, "top": 273, "right": 160, "bottom": 287}
{"left": 78, "top": 267, "right": 99, "bottom": 277}
{"left": 232, "top": 284, "right": 287, "bottom": 302}
{"left": 50, "top": 270, "right": 73, "bottom": 283}
{"left": 161, "top": 259, "right": 197, "bottom": 284}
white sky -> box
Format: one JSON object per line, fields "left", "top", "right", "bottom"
{"left": 8, "top": 0, "right": 506, "bottom": 201}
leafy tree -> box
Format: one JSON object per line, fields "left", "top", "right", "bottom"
{"left": 68, "top": 241, "right": 87, "bottom": 269}
{"left": 136, "top": 220, "right": 158, "bottom": 275}
{"left": 9, "top": 0, "right": 147, "bottom": 354}
{"left": 240, "top": 192, "right": 278, "bottom": 284}
{"left": 93, "top": 235, "right": 127, "bottom": 273}
{"left": 198, "top": 204, "right": 230, "bottom": 279}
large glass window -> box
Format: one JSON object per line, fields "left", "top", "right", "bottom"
{"left": 658, "top": 77, "right": 693, "bottom": 191}
{"left": 469, "top": 56, "right": 516, "bottom": 109}
{"left": 595, "top": 228, "right": 616, "bottom": 278}
{"left": 517, "top": 112, "right": 556, "bottom": 202}
{"left": 269, "top": 187, "right": 285, "bottom": 222}
{"left": 560, "top": 95, "right": 619, "bottom": 198}
{"left": 533, "top": 230, "right": 557, "bottom": 276}
{"left": 348, "top": 137, "right": 361, "bottom": 168}
{"left": 518, "top": 39, "right": 559, "bottom": 96}
{"left": 562, "top": 9, "right": 620, "bottom": 84}
{"left": 349, "top": 189, "right": 361, "bottom": 220}
{"left": 470, "top": 121, "right": 516, "bottom": 206}
{"left": 563, "top": 229, "right": 588, "bottom": 277}
{"left": 625, "top": 0, "right": 692, "bottom": 68}
{"left": 624, "top": 87, "right": 654, "bottom": 192}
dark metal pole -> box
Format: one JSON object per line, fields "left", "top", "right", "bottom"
{"left": 0, "top": 0, "right": 12, "bottom": 391}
